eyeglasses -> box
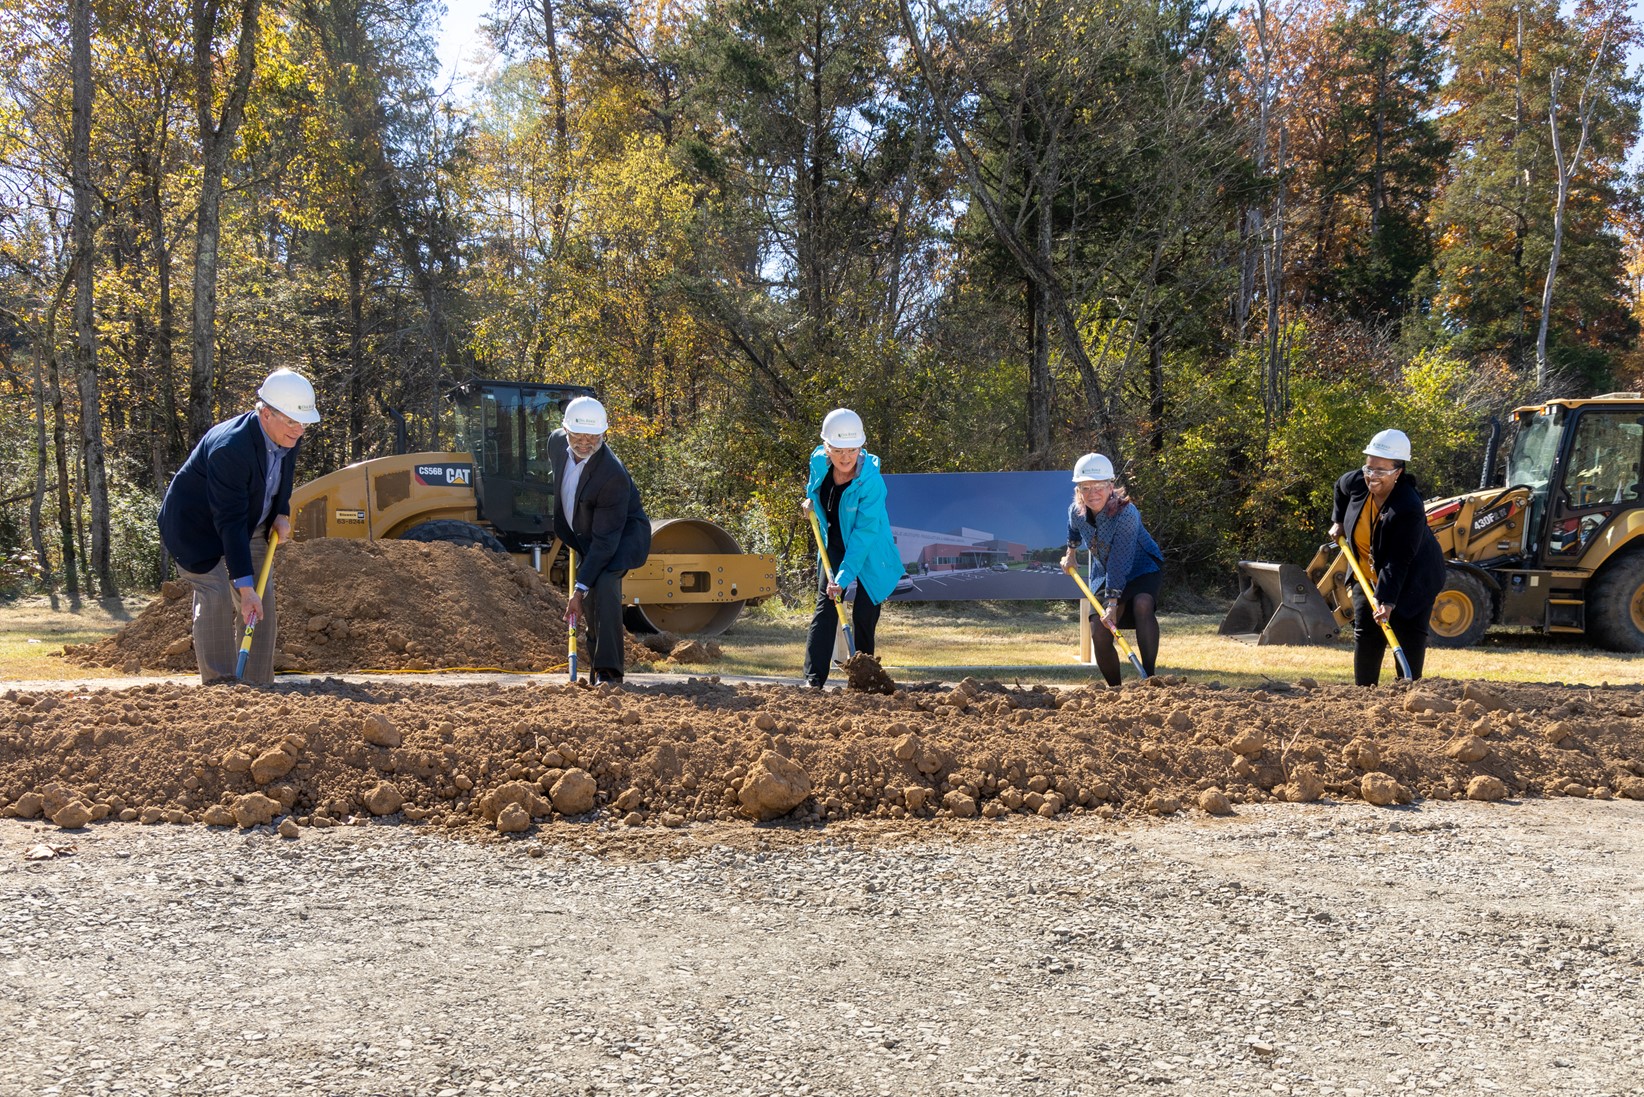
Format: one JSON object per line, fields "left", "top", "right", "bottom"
{"left": 1361, "top": 465, "right": 1399, "bottom": 480}
{"left": 265, "top": 406, "right": 305, "bottom": 431}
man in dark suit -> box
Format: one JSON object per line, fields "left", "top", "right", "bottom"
{"left": 159, "top": 368, "right": 321, "bottom": 684}
{"left": 549, "top": 396, "right": 651, "bottom": 684}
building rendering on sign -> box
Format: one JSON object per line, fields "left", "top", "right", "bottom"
{"left": 891, "top": 525, "right": 1028, "bottom": 573}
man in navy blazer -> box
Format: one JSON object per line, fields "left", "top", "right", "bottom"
{"left": 549, "top": 396, "right": 651, "bottom": 684}
{"left": 159, "top": 368, "right": 321, "bottom": 684}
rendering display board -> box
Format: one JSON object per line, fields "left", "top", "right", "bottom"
{"left": 880, "top": 471, "right": 1086, "bottom": 601}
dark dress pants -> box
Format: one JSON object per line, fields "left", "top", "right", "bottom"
{"left": 585, "top": 568, "right": 628, "bottom": 676}
{"left": 1349, "top": 586, "right": 1431, "bottom": 686}
{"left": 805, "top": 585, "right": 881, "bottom": 687}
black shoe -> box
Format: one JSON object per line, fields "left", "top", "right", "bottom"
{"left": 594, "top": 669, "right": 625, "bottom": 685}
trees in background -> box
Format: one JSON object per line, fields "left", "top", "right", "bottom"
{"left": 0, "top": 0, "right": 1641, "bottom": 599}
{"left": 1426, "top": 0, "right": 1641, "bottom": 384}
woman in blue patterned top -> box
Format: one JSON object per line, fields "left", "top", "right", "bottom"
{"left": 1059, "top": 452, "right": 1164, "bottom": 685}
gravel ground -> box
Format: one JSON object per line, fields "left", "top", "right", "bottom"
{"left": 3, "top": 799, "right": 1643, "bottom": 1097}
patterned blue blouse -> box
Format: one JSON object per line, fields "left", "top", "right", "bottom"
{"left": 1067, "top": 498, "right": 1163, "bottom": 597}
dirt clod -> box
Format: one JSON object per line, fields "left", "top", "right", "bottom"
{"left": 232, "top": 793, "right": 280, "bottom": 828}
{"left": 250, "top": 748, "right": 296, "bottom": 785}
{"left": 1281, "top": 765, "right": 1325, "bottom": 803}
{"left": 51, "top": 801, "right": 93, "bottom": 829}
{"left": 738, "top": 751, "right": 811, "bottom": 820}
{"left": 362, "top": 714, "right": 401, "bottom": 747}
{"left": 842, "top": 653, "right": 896, "bottom": 694}
{"left": 1360, "top": 772, "right": 1404, "bottom": 806}
{"left": 479, "top": 781, "right": 550, "bottom": 822}
{"left": 495, "top": 803, "right": 531, "bottom": 834}
{"left": 1447, "top": 735, "right": 1490, "bottom": 763}
{"left": 668, "top": 640, "right": 721, "bottom": 664}
{"left": 1199, "top": 788, "right": 1234, "bottom": 815}
{"left": 364, "top": 783, "right": 404, "bottom": 816}
{"left": 549, "top": 769, "right": 597, "bottom": 816}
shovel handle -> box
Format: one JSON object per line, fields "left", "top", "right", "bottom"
{"left": 806, "top": 504, "right": 856, "bottom": 658}
{"left": 1334, "top": 536, "right": 1412, "bottom": 679}
{"left": 567, "top": 548, "right": 579, "bottom": 683}
{"left": 235, "top": 529, "right": 280, "bottom": 680}
{"left": 1063, "top": 564, "right": 1149, "bottom": 680}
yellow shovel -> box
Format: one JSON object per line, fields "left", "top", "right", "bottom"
{"left": 1064, "top": 564, "right": 1149, "bottom": 680}
{"left": 1335, "top": 536, "right": 1413, "bottom": 679}
{"left": 805, "top": 505, "right": 855, "bottom": 658}
{"left": 234, "top": 529, "right": 280, "bottom": 680}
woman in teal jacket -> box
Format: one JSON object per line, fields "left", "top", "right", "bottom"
{"left": 803, "top": 408, "right": 903, "bottom": 687}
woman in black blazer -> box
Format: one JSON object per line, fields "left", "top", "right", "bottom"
{"left": 1328, "top": 429, "right": 1447, "bottom": 685}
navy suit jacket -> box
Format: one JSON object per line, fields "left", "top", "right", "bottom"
{"left": 159, "top": 411, "right": 298, "bottom": 580}
{"left": 548, "top": 430, "right": 651, "bottom": 586}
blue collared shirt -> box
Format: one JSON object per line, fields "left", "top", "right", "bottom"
{"left": 234, "top": 416, "right": 290, "bottom": 588}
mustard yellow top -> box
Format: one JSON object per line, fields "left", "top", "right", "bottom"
{"left": 1354, "top": 495, "right": 1382, "bottom": 574}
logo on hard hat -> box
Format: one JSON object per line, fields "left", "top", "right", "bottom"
{"left": 563, "top": 396, "right": 609, "bottom": 433}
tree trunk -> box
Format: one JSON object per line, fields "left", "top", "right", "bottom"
{"left": 29, "top": 334, "right": 57, "bottom": 596}
{"left": 1264, "top": 129, "right": 1288, "bottom": 429}
{"left": 1148, "top": 320, "right": 1165, "bottom": 454}
{"left": 540, "top": 0, "right": 570, "bottom": 252}
{"left": 52, "top": 350, "right": 79, "bottom": 600}
{"left": 187, "top": 0, "right": 263, "bottom": 441}
{"left": 1536, "top": 17, "right": 1609, "bottom": 389}
{"left": 1236, "top": 0, "right": 1279, "bottom": 339}
{"left": 71, "top": 0, "right": 116, "bottom": 596}
{"left": 348, "top": 245, "right": 367, "bottom": 460}
{"left": 897, "top": 0, "right": 1113, "bottom": 444}
{"left": 145, "top": 128, "right": 183, "bottom": 475}
{"left": 1025, "top": 129, "right": 1056, "bottom": 466}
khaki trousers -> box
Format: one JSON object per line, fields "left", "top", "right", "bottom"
{"left": 176, "top": 532, "right": 277, "bottom": 685}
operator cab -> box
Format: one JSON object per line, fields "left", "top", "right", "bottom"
{"left": 448, "top": 379, "right": 597, "bottom": 548}
{"left": 1507, "top": 395, "right": 1644, "bottom": 563}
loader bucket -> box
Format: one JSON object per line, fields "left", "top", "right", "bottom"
{"left": 1220, "top": 561, "right": 1340, "bottom": 645}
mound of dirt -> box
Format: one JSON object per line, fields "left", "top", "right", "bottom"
{"left": 63, "top": 539, "right": 655, "bottom": 675}
{"left": 3, "top": 675, "right": 1641, "bottom": 834}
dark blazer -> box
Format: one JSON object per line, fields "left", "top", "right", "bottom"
{"left": 1332, "top": 469, "right": 1446, "bottom": 614}
{"left": 159, "top": 410, "right": 298, "bottom": 580}
{"left": 548, "top": 430, "right": 651, "bottom": 586}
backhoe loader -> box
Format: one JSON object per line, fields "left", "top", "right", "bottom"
{"left": 1221, "top": 393, "right": 1644, "bottom": 652}
{"left": 288, "top": 379, "right": 776, "bottom": 635}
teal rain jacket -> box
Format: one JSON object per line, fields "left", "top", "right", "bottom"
{"left": 806, "top": 446, "right": 904, "bottom": 605}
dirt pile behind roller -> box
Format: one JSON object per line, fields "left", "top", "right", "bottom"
{"left": 63, "top": 539, "right": 653, "bottom": 674}
{"left": 3, "top": 675, "right": 1642, "bottom": 833}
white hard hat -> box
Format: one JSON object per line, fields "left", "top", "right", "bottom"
{"left": 1072, "top": 452, "right": 1114, "bottom": 482}
{"left": 562, "top": 396, "right": 608, "bottom": 434}
{"left": 1364, "top": 429, "right": 1411, "bottom": 462}
{"left": 257, "top": 368, "right": 321, "bottom": 424}
{"left": 820, "top": 408, "right": 866, "bottom": 449}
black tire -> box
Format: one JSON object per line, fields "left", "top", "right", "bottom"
{"left": 400, "top": 519, "right": 508, "bottom": 554}
{"left": 1429, "top": 568, "right": 1492, "bottom": 648}
{"left": 1587, "top": 549, "right": 1644, "bottom": 653}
